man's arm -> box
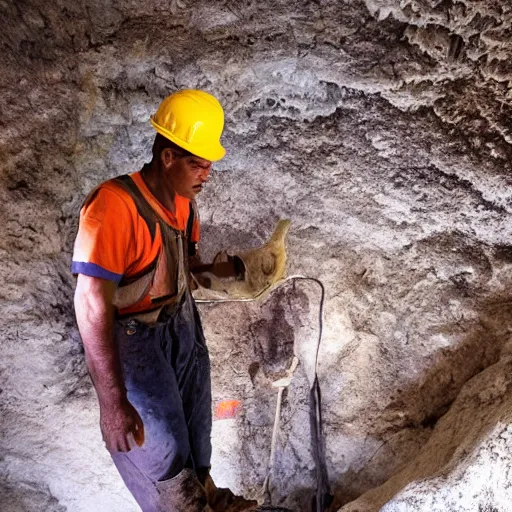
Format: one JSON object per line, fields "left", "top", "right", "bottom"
{"left": 74, "top": 274, "right": 144, "bottom": 452}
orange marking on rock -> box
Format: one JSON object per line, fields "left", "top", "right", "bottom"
{"left": 214, "top": 399, "right": 242, "bottom": 420}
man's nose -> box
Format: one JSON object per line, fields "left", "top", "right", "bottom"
{"left": 200, "top": 168, "right": 211, "bottom": 182}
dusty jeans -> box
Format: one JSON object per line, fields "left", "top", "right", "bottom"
{"left": 111, "top": 293, "right": 212, "bottom": 511}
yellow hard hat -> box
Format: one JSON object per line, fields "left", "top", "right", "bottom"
{"left": 150, "top": 89, "right": 226, "bottom": 162}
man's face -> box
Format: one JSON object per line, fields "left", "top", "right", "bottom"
{"left": 163, "top": 150, "right": 212, "bottom": 200}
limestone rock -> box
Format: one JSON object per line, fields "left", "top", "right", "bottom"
{"left": 2, "top": 0, "right": 512, "bottom": 511}
{"left": 339, "top": 344, "right": 512, "bottom": 512}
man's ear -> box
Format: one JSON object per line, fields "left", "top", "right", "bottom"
{"left": 160, "top": 148, "right": 176, "bottom": 169}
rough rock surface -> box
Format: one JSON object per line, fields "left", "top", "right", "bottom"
{"left": 1, "top": 0, "right": 512, "bottom": 511}
{"left": 340, "top": 340, "right": 512, "bottom": 512}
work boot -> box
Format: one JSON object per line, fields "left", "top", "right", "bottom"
{"left": 201, "top": 472, "right": 258, "bottom": 512}
{"left": 155, "top": 468, "right": 208, "bottom": 511}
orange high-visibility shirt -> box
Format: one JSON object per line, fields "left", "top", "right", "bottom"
{"left": 71, "top": 170, "right": 200, "bottom": 313}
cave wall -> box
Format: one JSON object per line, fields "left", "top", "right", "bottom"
{"left": 2, "top": 1, "right": 512, "bottom": 511}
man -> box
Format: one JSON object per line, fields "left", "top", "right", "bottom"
{"left": 72, "top": 90, "right": 255, "bottom": 511}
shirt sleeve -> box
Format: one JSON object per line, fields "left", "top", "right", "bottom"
{"left": 71, "top": 186, "right": 135, "bottom": 283}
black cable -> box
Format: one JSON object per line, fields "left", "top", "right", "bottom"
{"left": 283, "top": 277, "right": 332, "bottom": 512}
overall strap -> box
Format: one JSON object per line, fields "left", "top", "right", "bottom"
{"left": 113, "top": 174, "right": 159, "bottom": 242}
{"left": 186, "top": 201, "right": 198, "bottom": 257}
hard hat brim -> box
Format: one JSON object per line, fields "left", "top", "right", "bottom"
{"left": 150, "top": 117, "right": 226, "bottom": 162}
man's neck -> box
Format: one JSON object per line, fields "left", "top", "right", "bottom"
{"left": 142, "top": 161, "right": 176, "bottom": 214}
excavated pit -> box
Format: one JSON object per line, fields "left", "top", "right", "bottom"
{"left": 2, "top": 1, "right": 512, "bottom": 511}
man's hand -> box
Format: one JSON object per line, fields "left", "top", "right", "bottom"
{"left": 100, "top": 398, "right": 145, "bottom": 452}
{"left": 74, "top": 274, "right": 145, "bottom": 452}
{"left": 190, "top": 253, "right": 245, "bottom": 280}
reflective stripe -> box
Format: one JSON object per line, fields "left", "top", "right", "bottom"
{"left": 71, "top": 261, "right": 123, "bottom": 283}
